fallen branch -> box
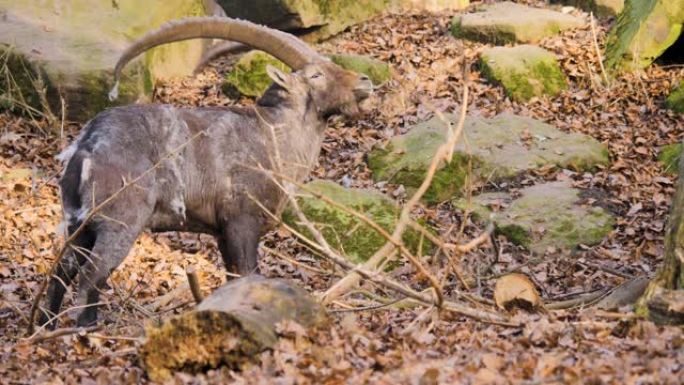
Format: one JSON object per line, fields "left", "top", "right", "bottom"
{"left": 247, "top": 191, "right": 516, "bottom": 327}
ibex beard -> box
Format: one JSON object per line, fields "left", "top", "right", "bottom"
{"left": 39, "top": 17, "right": 373, "bottom": 329}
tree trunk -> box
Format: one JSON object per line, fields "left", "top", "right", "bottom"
{"left": 638, "top": 144, "right": 684, "bottom": 324}
{"left": 140, "top": 275, "right": 327, "bottom": 382}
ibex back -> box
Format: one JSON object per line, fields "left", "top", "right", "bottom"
{"left": 39, "top": 17, "right": 372, "bottom": 328}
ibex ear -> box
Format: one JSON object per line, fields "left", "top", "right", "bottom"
{"left": 266, "top": 65, "right": 294, "bottom": 91}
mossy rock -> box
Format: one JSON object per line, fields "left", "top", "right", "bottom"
{"left": 550, "top": 0, "right": 624, "bottom": 17}
{"left": 368, "top": 113, "right": 609, "bottom": 204}
{"left": 604, "top": 0, "right": 684, "bottom": 72}
{"left": 659, "top": 143, "right": 682, "bottom": 175}
{"left": 330, "top": 54, "right": 392, "bottom": 85}
{"left": 282, "top": 180, "right": 432, "bottom": 264}
{"left": 224, "top": 52, "right": 391, "bottom": 97}
{"left": 0, "top": 0, "right": 210, "bottom": 121}
{"left": 224, "top": 51, "right": 291, "bottom": 97}
{"left": 451, "top": 2, "right": 584, "bottom": 44}
{"left": 216, "top": 0, "right": 391, "bottom": 41}
{"left": 456, "top": 181, "right": 614, "bottom": 253}
{"left": 480, "top": 45, "right": 568, "bottom": 102}
{"left": 666, "top": 81, "right": 684, "bottom": 113}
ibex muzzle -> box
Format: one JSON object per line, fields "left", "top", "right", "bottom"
{"left": 39, "top": 17, "right": 373, "bottom": 328}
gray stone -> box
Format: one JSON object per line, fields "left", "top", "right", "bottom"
{"left": 480, "top": 45, "right": 568, "bottom": 101}
{"left": 451, "top": 1, "right": 585, "bottom": 44}
{"left": 456, "top": 181, "right": 614, "bottom": 253}
{"left": 368, "top": 113, "right": 609, "bottom": 204}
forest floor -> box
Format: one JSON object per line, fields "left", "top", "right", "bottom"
{"left": 1, "top": 3, "right": 684, "bottom": 385}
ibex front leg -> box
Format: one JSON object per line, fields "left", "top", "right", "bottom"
{"left": 217, "top": 214, "right": 261, "bottom": 276}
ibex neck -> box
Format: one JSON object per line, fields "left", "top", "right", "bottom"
{"left": 254, "top": 100, "right": 326, "bottom": 181}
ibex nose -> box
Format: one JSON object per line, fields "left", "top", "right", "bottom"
{"left": 355, "top": 74, "right": 373, "bottom": 100}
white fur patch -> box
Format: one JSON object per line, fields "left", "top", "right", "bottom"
{"left": 80, "top": 158, "right": 92, "bottom": 184}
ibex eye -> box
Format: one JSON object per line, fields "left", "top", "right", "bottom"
{"left": 310, "top": 73, "right": 323, "bottom": 79}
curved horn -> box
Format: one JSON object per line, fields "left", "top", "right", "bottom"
{"left": 109, "top": 16, "right": 323, "bottom": 100}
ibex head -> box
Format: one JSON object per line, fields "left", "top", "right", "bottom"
{"left": 263, "top": 62, "right": 372, "bottom": 119}
{"left": 108, "top": 17, "right": 373, "bottom": 118}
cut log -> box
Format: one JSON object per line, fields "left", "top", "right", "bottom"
{"left": 140, "top": 275, "right": 327, "bottom": 382}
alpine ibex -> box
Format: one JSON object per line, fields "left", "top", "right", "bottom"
{"left": 39, "top": 17, "right": 373, "bottom": 328}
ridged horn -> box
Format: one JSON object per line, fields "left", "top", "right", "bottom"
{"left": 108, "top": 16, "right": 323, "bottom": 100}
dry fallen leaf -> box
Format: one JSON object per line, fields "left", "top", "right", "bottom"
{"left": 494, "top": 273, "right": 542, "bottom": 311}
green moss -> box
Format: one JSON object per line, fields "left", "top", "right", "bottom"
{"left": 455, "top": 182, "right": 614, "bottom": 253}
{"left": 666, "top": 82, "right": 684, "bottom": 113}
{"left": 330, "top": 54, "right": 391, "bottom": 85}
{"left": 659, "top": 143, "right": 682, "bottom": 175}
{"left": 480, "top": 47, "right": 567, "bottom": 102}
{"left": 225, "top": 51, "right": 291, "bottom": 97}
{"left": 497, "top": 224, "right": 532, "bottom": 247}
{"left": 282, "top": 180, "right": 433, "bottom": 263}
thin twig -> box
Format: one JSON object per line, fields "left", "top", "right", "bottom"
{"left": 26, "top": 326, "right": 100, "bottom": 344}
{"left": 590, "top": 12, "right": 610, "bottom": 86}
{"left": 254, "top": 168, "right": 444, "bottom": 305}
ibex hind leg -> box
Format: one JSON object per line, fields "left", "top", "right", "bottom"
{"left": 74, "top": 219, "right": 147, "bottom": 327}
{"left": 39, "top": 223, "right": 96, "bottom": 330}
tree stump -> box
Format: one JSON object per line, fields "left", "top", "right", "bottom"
{"left": 140, "top": 275, "right": 327, "bottom": 382}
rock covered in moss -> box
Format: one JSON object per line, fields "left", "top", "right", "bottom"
{"left": 659, "top": 143, "right": 682, "bottom": 175}
{"left": 666, "top": 81, "right": 684, "bottom": 113}
{"left": 480, "top": 45, "right": 568, "bottom": 101}
{"left": 368, "top": 113, "right": 608, "bottom": 204}
{"left": 550, "top": 0, "right": 624, "bottom": 17}
{"left": 451, "top": 2, "right": 584, "bottom": 44}
{"left": 330, "top": 54, "right": 392, "bottom": 85}
{"left": 215, "top": 0, "right": 390, "bottom": 41}
{"left": 0, "top": 0, "right": 211, "bottom": 121}
{"left": 604, "top": 0, "right": 684, "bottom": 72}
{"left": 456, "top": 181, "right": 614, "bottom": 253}
{"left": 282, "top": 180, "right": 431, "bottom": 263}
{"left": 224, "top": 51, "right": 291, "bottom": 97}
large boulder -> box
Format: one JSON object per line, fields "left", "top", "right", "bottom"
{"left": 216, "top": 0, "right": 389, "bottom": 41}
{"left": 480, "top": 45, "right": 568, "bottom": 102}
{"left": 215, "top": 1, "right": 470, "bottom": 41}
{"left": 451, "top": 2, "right": 584, "bottom": 44}
{"left": 282, "top": 180, "right": 430, "bottom": 263}
{"left": 550, "top": 0, "right": 624, "bottom": 17}
{"left": 368, "top": 113, "right": 609, "bottom": 204}
{"left": 604, "top": 0, "right": 684, "bottom": 72}
{"left": 0, "top": 0, "right": 212, "bottom": 121}
{"left": 456, "top": 181, "right": 614, "bottom": 253}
